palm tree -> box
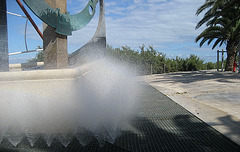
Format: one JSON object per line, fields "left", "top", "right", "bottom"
{"left": 196, "top": 0, "right": 240, "bottom": 71}
{"left": 196, "top": 0, "right": 240, "bottom": 28}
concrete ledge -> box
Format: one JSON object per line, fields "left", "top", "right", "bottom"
{"left": 0, "top": 61, "right": 95, "bottom": 81}
{"left": 0, "top": 69, "right": 78, "bottom": 81}
{"left": 5, "top": 59, "right": 100, "bottom": 81}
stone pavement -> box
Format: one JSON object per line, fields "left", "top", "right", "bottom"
{"left": 141, "top": 70, "right": 240, "bottom": 145}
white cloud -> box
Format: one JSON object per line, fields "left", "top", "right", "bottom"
{"left": 105, "top": 2, "right": 117, "bottom": 7}
{"left": 99, "top": 0, "right": 204, "bottom": 49}
{"left": 65, "top": 0, "right": 213, "bottom": 59}
{"left": 134, "top": 0, "right": 145, "bottom": 4}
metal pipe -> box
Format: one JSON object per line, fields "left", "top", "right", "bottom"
{"left": 7, "top": 11, "right": 27, "bottom": 18}
{"left": 222, "top": 49, "right": 224, "bottom": 72}
{"left": 25, "top": 18, "right": 29, "bottom": 52}
{"left": 238, "top": 49, "right": 240, "bottom": 73}
{"left": 217, "top": 50, "right": 219, "bottom": 71}
{"left": 9, "top": 49, "right": 43, "bottom": 56}
{"left": 15, "top": 0, "right": 43, "bottom": 39}
{"left": 150, "top": 64, "right": 153, "bottom": 75}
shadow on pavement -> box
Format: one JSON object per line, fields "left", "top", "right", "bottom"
{"left": 218, "top": 115, "right": 240, "bottom": 140}
{"left": 151, "top": 71, "right": 240, "bottom": 84}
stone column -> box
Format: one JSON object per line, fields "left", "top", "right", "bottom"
{"left": 0, "top": 0, "right": 9, "bottom": 71}
{"left": 43, "top": 0, "right": 68, "bottom": 69}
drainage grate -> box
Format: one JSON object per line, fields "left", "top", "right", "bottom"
{"left": 0, "top": 83, "right": 240, "bottom": 152}
{"left": 114, "top": 83, "right": 240, "bottom": 152}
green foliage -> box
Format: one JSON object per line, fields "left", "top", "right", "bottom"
{"left": 27, "top": 51, "right": 44, "bottom": 63}
{"left": 206, "top": 62, "right": 216, "bottom": 69}
{"left": 107, "top": 44, "right": 166, "bottom": 75}
{"left": 107, "top": 45, "right": 215, "bottom": 75}
{"left": 27, "top": 46, "right": 44, "bottom": 63}
{"left": 186, "top": 54, "right": 205, "bottom": 71}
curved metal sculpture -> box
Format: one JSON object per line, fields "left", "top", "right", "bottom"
{"left": 68, "top": 0, "right": 106, "bottom": 66}
{"left": 23, "top": 0, "right": 98, "bottom": 35}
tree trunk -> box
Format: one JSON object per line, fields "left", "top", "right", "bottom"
{"left": 225, "top": 40, "right": 238, "bottom": 71}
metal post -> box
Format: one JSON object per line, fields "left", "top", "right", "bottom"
{"left": 176, "top": 60, "right": 177, "bottom": 71}
{"left": 150, "top": 64, "right": 153, "bottom": 75}
{"left": 0, "top": 0, "right": 9, "bottom": 71}
{"left": 135, "top": 65, "right": 137, "bottom": 75}
{"left": 238, "top": 50, "right": 240, "bottom": 73}
{"left": 222, "top": 49, "right": 224, "bottom": 72}
{"left": 217, "top": 50, "right": 219, "bottom": 71}
{"left": 163, "top": 63, "right": 166, "bottom": 73}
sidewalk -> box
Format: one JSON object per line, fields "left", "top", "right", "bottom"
{"left": 141, "top": 70, "right": 240, "bottom": 145}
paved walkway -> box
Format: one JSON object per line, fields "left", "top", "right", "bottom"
{"left": 141, "top": 70, "right": 240, "bottom": 145}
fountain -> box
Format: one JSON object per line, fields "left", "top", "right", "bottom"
{"left": 0, "top": 60, "right": 138, "bottom": 147}
{"left": 0, "top": 0, "right": 139, "bottom": 148}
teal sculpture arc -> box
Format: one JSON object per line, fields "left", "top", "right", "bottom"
{"left": 23, "top": 0, "right": 98, "bottom": 35}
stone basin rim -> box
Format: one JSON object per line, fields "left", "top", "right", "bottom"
{"left": 0, "top": 68, "right": 86, "bottom": 81}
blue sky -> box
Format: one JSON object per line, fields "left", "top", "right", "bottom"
{"left": 6, "top": 0, "right": 226, "bottom": 64}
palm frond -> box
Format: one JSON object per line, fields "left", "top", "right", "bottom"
{"left": 212, "top": 38, "right": 223, "bottom": 49}
{"left": 196, "top": 12, "right": 215, "bottom": 29}
{"left": 196, "top": 0, "right": 215, "bottom": 16}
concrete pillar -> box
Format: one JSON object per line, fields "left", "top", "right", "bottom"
{"left": 0, "top": 0, "right": 9, "bottom": 71}
{"left": 43, "top": 0, "right": 68, "bottom": 69}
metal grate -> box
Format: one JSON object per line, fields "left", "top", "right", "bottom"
{"left": 114, "top": 83, "right": 240, "bottom": 152}
{"left": 0, "top": 83, "right": 240, "bottom": 152}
